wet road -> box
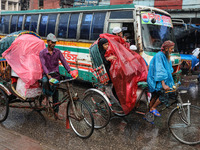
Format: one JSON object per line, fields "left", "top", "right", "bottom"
{"left": 1, "top": 76, "right": 200, "bottom": 150}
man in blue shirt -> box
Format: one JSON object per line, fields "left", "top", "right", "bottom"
{"left": 147, "top": 40, "right": 175, "bottom": 117}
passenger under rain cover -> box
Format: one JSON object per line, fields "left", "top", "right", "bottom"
{"left": 98, "top": 33, "right": 148, "bottom": 114}
{"left": 2, "top": 33, "right": 46, "bottom": 88}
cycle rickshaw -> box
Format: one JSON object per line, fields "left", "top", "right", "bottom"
{"left": 0, "top": 31, "right": 94, "bottom": 138}
{"left": 83, "top": 36, "right": 200, "bottom": 144}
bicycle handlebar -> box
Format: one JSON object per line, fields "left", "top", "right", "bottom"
{"left": 164, "top": 85, "right": 178, "bottom": 93}
{"left": 165, "top": 88, "right": 176, "bottom": 93}
{"left": 59, "top": 77, "right": 76, "bottom": 84}
{"left": 48, "top": 71, "right": 78, "bottom": 85}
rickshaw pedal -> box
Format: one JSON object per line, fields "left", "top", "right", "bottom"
{"left": 142, "top": 117, "right": 154, "bottom": 125}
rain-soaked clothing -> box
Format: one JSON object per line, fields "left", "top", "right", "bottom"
{"left": 39, "top": 48, "right": 70, "bottom": 78}
{"left": 99, "top": 33, "right": 148, "bottom": 114}
{"left": 147, "top": 51, "right": 174, "bottom": 92}
{"left": 147, "top": 51, "right": 174, "bottom": 106}
{"left": 39, "top": 47, "right": 70, "bottom": 113}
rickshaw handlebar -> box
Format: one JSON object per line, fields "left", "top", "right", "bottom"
{"left": 48, "top": 71, "right": 77, "bottom": 85}
{"left": 59, "top": 78, "right": 76, "bottom": 84}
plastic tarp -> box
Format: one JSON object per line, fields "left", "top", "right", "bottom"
{"left": 99, "top": 33, "right": 148, "bottom": 114}
{"left": 147, "top": 52, "right": 174, "bottom": 93}
{"left": 180, "top": 54, "right": 199, "bottom": 69}
{"left": 2, "top": 34, "right": 46, "bottom": 88}
{"left": 0, "top": 31, "right": 41, "bottom": 57}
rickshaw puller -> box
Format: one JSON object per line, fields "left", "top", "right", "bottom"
{"left": 147, "top": 40, "right": 175, "bottom": 117}
{"left": 39, "top": 33, "right": 76, "bottom": 120}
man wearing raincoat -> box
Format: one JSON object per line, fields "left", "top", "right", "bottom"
{"left": 147, "top": 40, "right": 175, "bottom": 117}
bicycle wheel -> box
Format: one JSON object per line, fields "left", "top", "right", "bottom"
{"left": 67, "top": 100, "right": 94, "bottom": 138}
{"left": 0, "top": 89, "right": 9, "bottom": 122}
{"left": 83, "top": 92, "right": 111, "bottom": 129}
{"left": 168, "top": 105, "right": 200, "bottom": 145}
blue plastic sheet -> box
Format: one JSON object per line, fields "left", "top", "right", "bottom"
{"left": 180, "top": 54, "right": 199, "bottom": 69}
{"left": 147, "top": 51, "right": 174, "bottom": 92}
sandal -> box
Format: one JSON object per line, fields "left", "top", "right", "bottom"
{"left": 149, "top": 109, "right": 161, "bottom": 117}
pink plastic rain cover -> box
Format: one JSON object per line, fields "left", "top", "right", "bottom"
{"left": 99, "top": 33, "right": 148, "bottom": 114}
{"left": 2, "top": 34, "right": 46, "bottom": 88}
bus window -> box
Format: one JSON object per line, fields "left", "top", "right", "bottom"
{"left": 58, "top": 13, "right": 70, "bottom": 38}
{"left": 0, "top": 16, "right": 4, "bottom": 33}
{"left": 1, "top": 16, "right": 10, "bottom": 34}
{"left": 90, "top": 12, "right": 106, "bottom": 40}
{"left": 0, "top": 16, "right": 2, "bottom": 33}
{"left": 46, "top": 14, "right": 57, "bottom": 35}
{"left": 30, "top": 15, "right": 39, "bottom": 32}
{"left": 108, "top": 22, "right": 135, "bottom": 45}
{"left": 110, "top": 11, "right": 133, "bottom": 19}
{"left": 24, "top": 15, "right": 31, "bottom": 30}
{"left": 68, "top": 13, "right": 79, "bottom": 39}
{"left": 17, "top": 16, "right": 23, "bottom": 31}
{"left": 11, "top": 16, "right": 18, "bottom": 33}
{"left": 39, "top": 15, "right": 48, "bottom": 36}
{"left": 80, "top": 13, "right": 93, "bottom": 40}
{"left": 108, "top": 22, "right": 122, "bottom": 33}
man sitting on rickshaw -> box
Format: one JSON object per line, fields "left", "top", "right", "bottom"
{"left": 39, "top": 33, "right": 76, "bottom": 120}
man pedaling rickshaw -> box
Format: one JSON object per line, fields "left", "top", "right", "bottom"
{"left": 147, "top": 40, "right": 175, "bottom": 117}
{"left": 39, "top": 33, "right": 77, "bottom": 120}
{"left": 90, "top": 33, "right": 148, "bottom": 115}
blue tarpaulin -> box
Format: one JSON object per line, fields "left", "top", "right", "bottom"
{"left": 147, "top": 51, "right": 174, "bottom": 93}
{"left": 180, "top": 54, "right": 199, "bottom": 69}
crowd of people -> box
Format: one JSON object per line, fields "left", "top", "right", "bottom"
{"left": 37, "top": 26, "right": 199, "bottom": 120}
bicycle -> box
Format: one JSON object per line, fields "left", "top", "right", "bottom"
{"left": 166, "top": 87, "right": 200, "bottom": 145}
{"left": 83, "top": 81, "right": 151, "bottom": 129}
{"left": 147, "top": 86, "right": 200, "bottom": 145}
{"left": 0, "top": 70, "right": 94, "bottom": 139}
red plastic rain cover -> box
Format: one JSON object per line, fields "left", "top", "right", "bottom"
{"left": 2, "top": 34, "right": 46, "bottom": 88}
{"left": 99, "top": 33, "right": 148, "bottom": 114}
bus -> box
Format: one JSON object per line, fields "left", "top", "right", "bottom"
{"left": 0, "top": 4, "right": 181, "bottom": 83}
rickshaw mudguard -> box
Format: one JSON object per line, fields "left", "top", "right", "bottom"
{"left": 84, "top": 88, "right": 112, "bottom": 107}
{"left": 0, "top": 83, "right": 11, "bottom": 96}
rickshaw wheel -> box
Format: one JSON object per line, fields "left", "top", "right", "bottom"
{"left": 0, "top": 89, "right": 9, "bottom": 122}
{"left": 83, "top": 92, "right": 111, "bottom": 129}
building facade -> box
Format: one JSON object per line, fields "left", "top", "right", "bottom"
{"left": 29, "top": 0, "right": 60, "bottom": 10}
{"left": 0, "top": 0, "right": 20, "bottom": 11}
{"left": 28, "top": 0, "right": 73, "bottom": 10}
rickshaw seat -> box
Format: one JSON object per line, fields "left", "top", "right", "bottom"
{"left": 137, "top": 82, "right": 148, "bottom": 89}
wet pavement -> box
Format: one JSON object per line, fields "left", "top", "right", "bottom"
{"left": 1, "top": 75, "right": 200, "bottom": 150}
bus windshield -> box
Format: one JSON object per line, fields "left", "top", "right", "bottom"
{"left": 141, "top": 12, "right": 178, "bottom": 52}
